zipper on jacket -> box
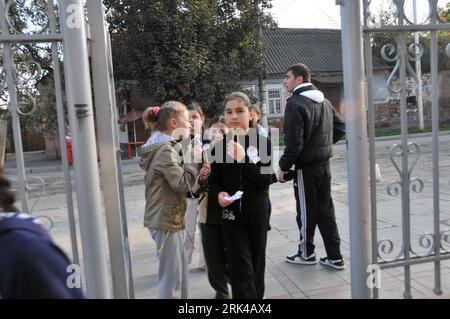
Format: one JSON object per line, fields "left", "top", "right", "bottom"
{"left": 239, "top": 165, "right": 242, "bottom": 214}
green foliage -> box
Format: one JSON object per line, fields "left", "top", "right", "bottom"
{"left": 104, "top": 0, "right": 276, "bottom": 117}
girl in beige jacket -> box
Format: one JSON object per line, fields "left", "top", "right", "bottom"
{"left": 139, "top": 101, "right": 204, "bottom": 299}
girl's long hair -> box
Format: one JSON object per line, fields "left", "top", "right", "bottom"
{"left": 0, "top": 171, "right": 18, "bottom": 213}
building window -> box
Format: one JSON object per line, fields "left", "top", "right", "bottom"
{"left": 268, "top": 89, "right": 281, "bottom": 115}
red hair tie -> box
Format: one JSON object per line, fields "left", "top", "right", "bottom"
{"left": 151, "top": 106, "right": 160, "bottom": 118}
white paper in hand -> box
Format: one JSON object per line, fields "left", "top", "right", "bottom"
{"left": 246, "top": 146, "right": 260, "bottom": 164}
{"left": 224, "top": 190, "right": 243, "bottom": 202}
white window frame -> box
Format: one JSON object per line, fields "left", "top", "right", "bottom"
{"left": 266, "top": 87, "right": 283, "bottom": 116}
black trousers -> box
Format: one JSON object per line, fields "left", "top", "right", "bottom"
{"left": 293, "top": 161, "right": 342, "bottom": 260}
{"left": 221, "top": 208, "right": 269, "bottom": 299}
{"left": 200, "top": 223, "right": 229, "bottom": 298}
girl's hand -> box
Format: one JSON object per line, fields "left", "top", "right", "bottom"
{"left": 227, "top": 141, "right": 245, "bottom": 162}
{"left": 218, "top": 191, "right": 233, "bottom": 208}
{"left": 198, "top": 164, "right": 211, "bottom": 182}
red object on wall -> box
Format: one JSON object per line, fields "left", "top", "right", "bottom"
{"left": 65, "top": 135, "right": 100, "bottom": 165}
{"left": 66, "top": 136, "right": 73, "bottom": 165}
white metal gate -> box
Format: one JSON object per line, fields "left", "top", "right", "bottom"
{"left": 0, "top": 0, "right": 133, "bottom": 298}
{"left": 339, "top": 0, "right": 450, "bottom": 298}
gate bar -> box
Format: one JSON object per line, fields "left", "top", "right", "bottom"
{"left": 362, "top": 0, "right": 379, "bottom": 299}
{"left": 59, "top": 0, "right": 111, "bottom": 298}
{"left": 379, "top": 253, "right": 450, "bottom": 270}
{"left": 363, "top": 24, "right": 450, "bottom": 33}
{"left": 396, "top": 6, "right": 413, "bottom": 299}
{"left": 430, "top": 0, "right": 442, "bottom": 295}
{"left": 338, "top": 0, "right": 371, "bottom": 299}
{"left": 0, "top": 34, "right": 63, "bottom": 42}
{"left": 0, "top": 0, "right": 29, "bottom": 212}
{"left": 86, "top": 0, "right": 134, "bottom": 299}
{"left": 46, "top": 0, "right": 80, "bottom": 267}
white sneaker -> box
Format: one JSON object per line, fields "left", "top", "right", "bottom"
{"left": 285, "top": 252, "right": 317, "bottom": 265}
{"left": 319, "top": 257, "right": 345, "bottom": 270}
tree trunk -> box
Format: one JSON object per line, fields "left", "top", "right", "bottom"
{"left": 43, "top": 133, "right": 61, "bottom": 160}
{"left": 0, "top": 119, "right": 7, "bottom": 168}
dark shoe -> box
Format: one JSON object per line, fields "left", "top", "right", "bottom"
{"left": 319, "top": 257, "right": 345, "bottom": 270}
{"left": 285, "top": 252, "right": 317, "bottom": 265}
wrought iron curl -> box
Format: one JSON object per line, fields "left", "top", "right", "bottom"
{"left": 381, "top": 39, "right": 426, "bottom": 95}
{"left": 410, "top": 233, "right": 435, "bottom": 257}
{"left": 24, "top": 176, "right": 54, "bottom": 232}
{"left": 381, "top": 43, "right": 400, "bottom": 63}
{"left": 440, "top": 229, "right": 450, "bottom": 252}
{"left": 406, "top": 142, "right": 421, "bottom": 176}
{"left": 387, "top": 180, "right": 402, "bottom": 196}
{"left": 389, "top": 143, "right": 404, "bottom": 176}
{"left": 12, "top": 58, "right": 43, "bottom": 83}
{"left": 410, "top": 178, "right": 424, "bottom": 193}
{"left": 34, "top": 215, "right": 54, "bottom": 232}
{"left": 418, "top": 233, "right": 434, "bottom": 250}
{"left": 5, "top": 0, "right": 50, "bottom": 35}
{"left": 434, "top": 0, "right": 448, "bottom": 24}
{"left": 25, "top": 175, "right": 46, "bottom": 213}
{"left": 25, "top": 175, "right": 46, "bottom": 192}
{"left": 364, "top": 0, "right": 444, "bottom": 27}
{"left": 387, "top": 143, "right": 422, "bottom": 193}
{"left": 365, "top": 0, "right": 397, "bottom": 27}
{"left": 402, "top": 0, "right": 434, "bottom": 25}
{"left": 378, "top": 238, "right": 394, "bottom": 255}
{"left": 393, "top": 0, "right": 406, "bottom": 24}
{"left": 383, "top": 48, "right": 402, "bottom": 94}
{"left": 6, "top": 46, "right": 44, "bottom": 116}
{"left": 16, "top": 90, "right": 37, "bottom": 115}
{"left": 407, "top": 43, "right": 424, "bottom": 62}
{"left": 378, "top": 238, "right": 405, "bottom": 262}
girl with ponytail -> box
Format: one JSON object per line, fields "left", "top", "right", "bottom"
{"left": 138, "top": 101, "right": 203, "bottom": 299}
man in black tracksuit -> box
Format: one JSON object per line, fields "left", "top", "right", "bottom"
{"left": 277, "top": 63, "right": 346, "bottom": 270}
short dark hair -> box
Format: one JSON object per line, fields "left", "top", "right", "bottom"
{"left": 209, "top": 115, "right": 225, "bottom": 127}
{"left": 187, "top": 102, "right": 205, "bottom": 119}
{"left": 286, "top": 63, "right": 311, "bottom": 82}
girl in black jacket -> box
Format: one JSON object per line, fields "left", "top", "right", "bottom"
{"left": 209, "top": 92, "right": 273, "bottom": 299}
